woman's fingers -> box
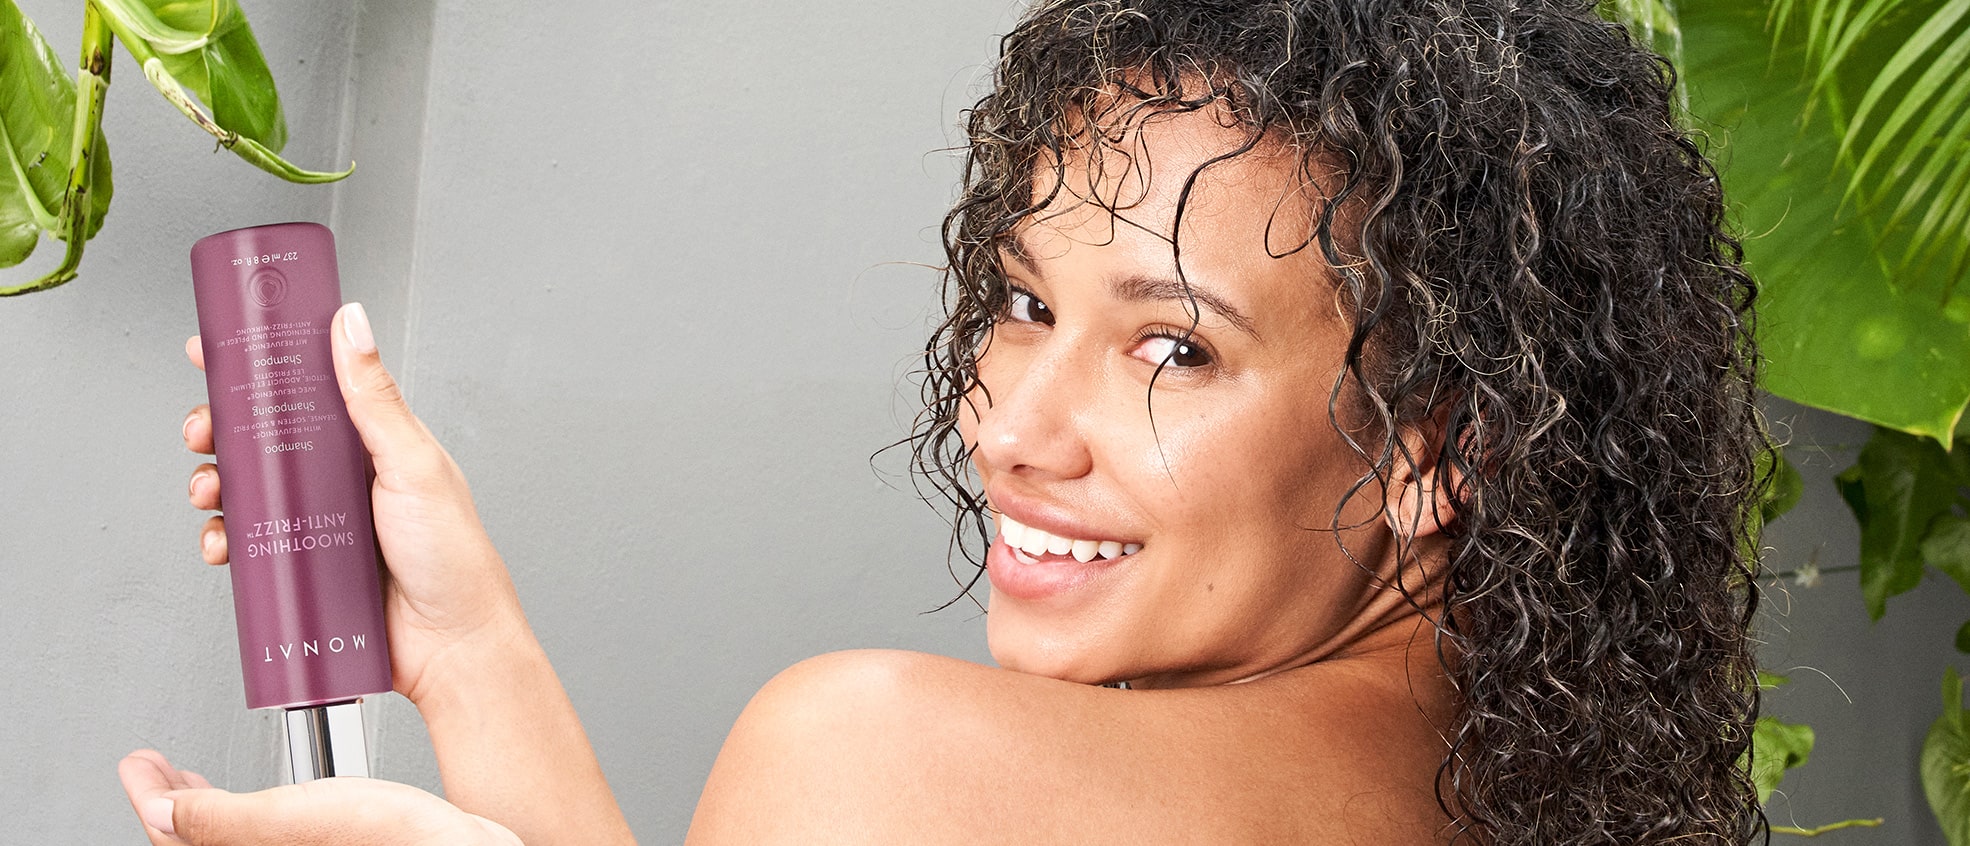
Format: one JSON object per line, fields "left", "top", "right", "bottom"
{"left": 185, "top": 335, "right": 205, "bottom": 372}
{"left": 182, "top": 405, "right": 213, "bottom": 455}
{"left": 189, "top": 463, "right": 220, "bottom": 511}
{"left": 330, "top": 303, "right": 444, "bottom": 480}
{"left": 118, "top": 749, "right": 523, "bottom": 846}
{"left": 199, "top": 515, "right": 228, "bottom": 566}
{"left": 186, "top": 404, "right": 222, "bottom": 564}
{"left": 120, "top": 751, "right": 200, "bottom": 846}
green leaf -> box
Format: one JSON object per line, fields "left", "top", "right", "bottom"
{"left": 1759, "top": 670, "right": 1793, "bottom": 689}
{"left": 1835, "top": 461, "right": 1868, "bottom": 521}
{"left": 1598, "top": 0, "right": 1685, "bottom": 67}
{"left": 0, "top": 0, "right": 111, "bottom": 268}
{"left": 1929, "top": 516, "right": 1970, "bottom": 594}
{"left": 1760, "top": 448, "right": 1806, "bottom": 526}
{"left": 1837, "top": 427, "right": 1961, "bottom": 618}
{"left": 1847, "top": 24, "right": 1970, "bottom": 216}
{"left": 143, "top": 0, "right": 285, "bottom": 151}
{"left": 91, "top": 0, "right": 280, "bottom": 145}
{"left": 1955, "top": 620, "right": 1970, "bottom": 653}
{"left": 1800, "top": 0, "right": 1910, "bottom": 116}
{"left": 1865, "top": 15, "right": 1970, "bottom": 282}
{"left": 1749, "top": 715, "right": 1816, "bottom": 804}
{"left": 1788, "top": 0, "right": 1970, "bottom": 320}
{"left": 1837, "top": 1, "right": 1969, "bottom": 164}
{"left": 1681, "top": 2, "right": 1970, "bottom": 440}
{"left": 1881, "top": 68, "right": 1970, "bottom": 237}
{"left": 94, "top": 0, "right": 349, "bottom": 181}
{"left": 1924, "top": 668, "right": 1970, "bottom": 846}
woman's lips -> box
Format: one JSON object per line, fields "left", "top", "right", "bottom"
{"left": 981, "top": 512, "right": 1142, "bottom": 595}
{"left": 987, "top": 536, "right": 1106, "bottom": 600}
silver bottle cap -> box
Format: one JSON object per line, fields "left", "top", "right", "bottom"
{"left": 285, "top": 700, "right": 369, "bottom": 782}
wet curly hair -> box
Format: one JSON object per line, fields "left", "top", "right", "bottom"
{"left": 907, "top": 0, "right": 1766, "bottom": 842}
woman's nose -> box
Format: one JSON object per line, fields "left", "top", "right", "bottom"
{"left": 970, "top": 340, "right": 1096, "bottom": 482}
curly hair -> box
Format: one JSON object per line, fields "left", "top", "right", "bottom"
{"left": 907, "top": 1, "right": 1766, "bottom": 843}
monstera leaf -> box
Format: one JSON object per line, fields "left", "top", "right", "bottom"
{"left": 0, "top": 0, "right": 110, "bottom": 270}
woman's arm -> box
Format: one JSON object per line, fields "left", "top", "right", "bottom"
{"left": 411, "top": 614, "right": 635, "bottom": 845}
{"left": 323, "top": 304, "right": 633, "bottom": 844}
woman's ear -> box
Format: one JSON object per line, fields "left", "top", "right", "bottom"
{"left": 1383, "top": 404, "right": 1462, "bottom": 541}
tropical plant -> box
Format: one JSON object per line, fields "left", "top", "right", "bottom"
{"left": 0, "top": 0, "right": 348, "bottom": 296}
{"left": 1630, "top": 0, "right": 1970, "bottom": 839}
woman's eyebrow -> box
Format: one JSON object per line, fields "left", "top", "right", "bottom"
{"left": 999, "top": 241, "right": 1259, "bottom": 338}
{"left": 1001, "top": 239, "right": 1043, "bottom": 277}
{"left": 1111, "top": 274, "right": 1258, "bottom": 338}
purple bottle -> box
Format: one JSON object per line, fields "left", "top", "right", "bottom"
{"left": 190, "top": 222, "right": 391, "bottom": 782}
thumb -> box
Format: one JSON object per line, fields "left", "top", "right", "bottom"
{"left": 330, "top": 303, "right": 438, "bottom": 477}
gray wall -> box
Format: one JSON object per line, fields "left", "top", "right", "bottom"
{"left": 0, "top": 1, "right": 1960, "bottom": 843}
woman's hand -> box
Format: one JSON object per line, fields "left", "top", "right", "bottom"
{"left": 181, "top": 303, "right": 526, "bottom": 707}
{"left": 119, "top": 750, "right": 520, "bottom": 846}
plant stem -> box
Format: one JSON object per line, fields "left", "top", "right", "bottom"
{"left": 1761, "top": 563, "right": 1862, "bottom": 581}
{"left": 1771, "top": 817, "right": 1885, "bottom": 836}
{"left": 0, "top": 1, "right": 110, "bottom": 297}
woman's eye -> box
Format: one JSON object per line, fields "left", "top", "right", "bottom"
{"left": 1130, "top": 333, "right": 1214, "bottom": 369}
{"left": 1005, "top": 289, "right": 1054, "bottom": 326}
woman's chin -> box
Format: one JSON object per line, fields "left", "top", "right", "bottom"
{"left": 983, "top": 601, "right": 1119, "bottom": 685}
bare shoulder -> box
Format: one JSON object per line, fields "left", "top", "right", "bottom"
{"left": 685, "top": 649, "right": 1456, "bottom": 845}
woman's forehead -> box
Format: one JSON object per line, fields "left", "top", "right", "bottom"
{"left": 1021, "top": 105, "right": 1325, "bottom": 260}
{"left": 997, "top": 109, "right": 1343, "bottom": 347}
{"left": 1011, "top": 107, "right": 1331, "bottom": 291}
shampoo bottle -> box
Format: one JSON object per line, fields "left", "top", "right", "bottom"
{"left": 189, "top": 222, "right": 391, "bottom": 782}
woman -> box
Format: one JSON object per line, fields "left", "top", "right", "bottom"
{"left": 121, "top": 0, "right": 1765, "bottom": 842}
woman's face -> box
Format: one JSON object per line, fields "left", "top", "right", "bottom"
{"left": 960, "top": 106, "right": 1411, "bottom": 688}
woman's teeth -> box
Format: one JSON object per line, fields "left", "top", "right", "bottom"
{"left": 998, "top": 514, "right": 1141, "bottom": 562}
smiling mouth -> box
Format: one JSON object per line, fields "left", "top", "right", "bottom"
{"left": 998, "top": 513, "right": 1142, "bottom": 563}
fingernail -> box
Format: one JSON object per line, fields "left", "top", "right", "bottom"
{"left": 139, "top": 796, "right": 178, "bottom": 837}
{"left": 200, "top": 531, "right": 218, "bottom": 557}
{"left": 343, "top": 302, "right": 377, "bottom": 355}
{"left": 188, "top": 472, "right": 203, "bottom": 499}
{"left": 182, "top": 411, "right": 198, "bottom": 444}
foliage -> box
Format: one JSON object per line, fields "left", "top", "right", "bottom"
{"left": 0, "top": 0, "right": 349, "bottom": 296}
{"left": 1680, "top": 1, "right": 1970, "bottom": 441}
{"left": 1750, "top": 717, "right": 1814, "bottom": 803}
{"left": 1, "top": 0, "right": 110, "bottom": 291}
{"left": 1832, "top": 427, "right": 1969, "bottom": 619}
{"left": 1623, "top": 0, "right": 1970, "bottom": 837}
{"left": 1772, "top": 0, "right": 1970, "bottom": 288}
{"left": 1749, "top": 674, "right": 1817, "bottom": 803}
{"left": 1927, "top": 669, "right": 1970, "bottom": 845}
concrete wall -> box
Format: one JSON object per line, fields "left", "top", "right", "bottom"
{"left": 0, "top": 0, "right": 1960, "bottom": 842}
